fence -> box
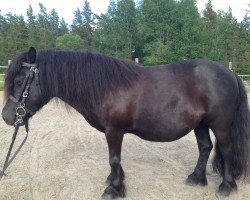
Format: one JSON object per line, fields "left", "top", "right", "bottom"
{"left": 0, "top": 66, "right": 8, "bottom": 85}
{"left": 238, "top": 75, "right": 250, "bottom": 91}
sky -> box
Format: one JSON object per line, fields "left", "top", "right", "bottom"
{"left": 0, "top": 0, "right": 249, "bottom": 24}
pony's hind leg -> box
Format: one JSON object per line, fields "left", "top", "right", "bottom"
{"left": 186, "top": 122, "right": 213, "bottom": 186}
{"left": 212, "top": 127, "right": 237, "bottom": 196}
{"left": 102, "top": 127, "right": 126, "bottom": 199}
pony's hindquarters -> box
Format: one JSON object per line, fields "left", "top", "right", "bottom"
{"left": 213, "top": 75, "right": 250, "bottom": 179}
{"left": 212, "top": 75, "right": 250, "bottom": 195}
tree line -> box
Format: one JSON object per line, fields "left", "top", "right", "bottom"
{"left": 0, "top": 0, "right": 249, "bottom": 73}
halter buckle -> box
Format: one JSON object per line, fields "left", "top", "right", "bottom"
{"left": 23, "top": 92, "right": 28, "bottom": 98}
{"left": 14, "top": 116, "right": 23, "bottom": 126}
{"left": 30, "top": 66, "right": 39, "bottom": 73}
{"left": 16, "top": 106, "right": 26, "bottom": 117}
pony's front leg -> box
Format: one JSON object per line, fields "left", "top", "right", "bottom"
{"left": 102, "top": 127, "right": 126, "bottom": 199}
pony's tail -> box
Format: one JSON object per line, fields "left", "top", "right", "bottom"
{"left": 213, "top": 75, "right": 250, "bottom": 179}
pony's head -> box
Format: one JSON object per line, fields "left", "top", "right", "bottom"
{"left": 2, "top": 47, "right": 44, "bottom": 126}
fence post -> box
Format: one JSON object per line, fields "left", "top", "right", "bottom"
{"left": 8, "top": 60, "right": 11, "bottom": 66}
{"left": 229, "top": 61, "right": 233, "bottom": 71}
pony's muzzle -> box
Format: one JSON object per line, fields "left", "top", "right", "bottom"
{"left": 2, "top": 110, "right": 14, "bottom": 126}
{"left": 2, "top": 104, "right": 16, "bottom": 126}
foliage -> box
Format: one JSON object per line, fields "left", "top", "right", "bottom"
{"left": 71, "top": 0, "right": 96, "bottom": 49}
{"left": 56, "top": 34, "right": 84, "bottom": 50}
{"left": 143, "top": 40, "right": 175, "bottom": 65}
{"left": 0, "top": 0, "right": 249, "bottom": 73}
{"left": 95, "top": 0, "right": 138, "bottom": 58}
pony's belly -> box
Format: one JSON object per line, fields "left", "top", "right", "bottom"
{"left": 129, "top": 127, "right": 191, "bottom": 142}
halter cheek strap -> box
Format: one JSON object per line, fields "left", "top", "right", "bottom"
{"left": 9, "top": 62, "right": 45, "bottom": 125}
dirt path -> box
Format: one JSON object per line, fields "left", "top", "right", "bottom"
{"left": 0, "top": 92, "right": 249, "bottom": 200}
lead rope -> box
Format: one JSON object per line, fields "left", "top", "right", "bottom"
{"left": 0, "top": 124, "right": 28, "bottom": 180}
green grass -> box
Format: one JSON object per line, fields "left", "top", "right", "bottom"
{"left": 0, "top": 75, "right": 4, "bottom": 91}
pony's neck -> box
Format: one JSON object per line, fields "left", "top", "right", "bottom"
{"left": 40, "top": 64, "right": 98, "bottom": 114}
{"left": 38, "top": 50, "right": 140, "bottom": 114}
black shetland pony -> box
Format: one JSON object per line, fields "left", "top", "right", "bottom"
{"left": 2, "top": 47, "right": 250, "bottom": 199}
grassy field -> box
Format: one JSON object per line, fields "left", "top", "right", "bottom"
{"left": 0, "top": 75, "right": 4, "bottom": 91}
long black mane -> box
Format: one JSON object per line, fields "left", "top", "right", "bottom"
{"left": 5, "top": 49, "right": 141, "bottom": 110}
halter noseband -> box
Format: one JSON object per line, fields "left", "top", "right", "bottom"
{"left": 9, "top": 62, "right": 45, "bottom": 126}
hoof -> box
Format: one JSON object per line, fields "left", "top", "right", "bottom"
{"left": 186, "top": 173, "right": 208, "bottom": 186}
{"left": 101, "top": 184, "right": 126, "bottom": 199}
{"left": 102, "top": 192, "right": 117, "bottom": 200}
{"left": 218, "top": 181, "right": 237, "bottom": 197}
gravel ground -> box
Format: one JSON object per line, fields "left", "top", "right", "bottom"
{"left": 0, "top": 92, "right": 250, "bottom": 200}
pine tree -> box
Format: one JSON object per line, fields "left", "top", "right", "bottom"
{"left": 59, "top": 18, "right": 69, "bottom": 35}
{"left": 0, "top": 14, "right": 28, "bottom": 64}
{"left": 201, "top": 0, "right": 222, "bottom": 61}
{"left": 173, "top": 0, "right": 204, "bottom": 59}
{"left": 94, "top": 0, "right": 118, "bottom": 54}
{"left": 27, "top": 4, "right": 39, "bottom": 47}
{"left": 48, "top": 8, "right": 60, "bottom": 47}
{"left": 203, "top": 0, "right": 217, "bottom": 28}
{"left": 71, "top": 0, "right": 96, "bottom": 50}
{"left": 37, "top": 3, "right": 50, "bottom": 48}
{"left": 96, "top": 0, "right": 138, "bottom": 58}
{"left": 139, "top": 0, "right": 177, "bottom": 63}
{"left": 82, "top": 0, "right": 95, "bottom": 49}
{"left": 71, "top": 8, "right": 84, "bottom": 37}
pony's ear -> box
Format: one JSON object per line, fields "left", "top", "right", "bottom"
{"left": 27, "top": 47, "right": 37, "bottom": 63}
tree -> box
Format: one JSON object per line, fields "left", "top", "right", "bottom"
{"left": 217, "top": 8, "right": 239, "bottom": 64}
{"left": 0, "top": 0, "right": 249, "bottom": 72}
{"left": 94, "top": 0, "right": 118, "bottom": 55}
{"left": 236, "top": 4, "right": 250, "bottom": 73}
{"left": 173, "top": 0, "right": 204, "bottom": 59}
{"left": 95, "top": 0, "right": 138, "bottom": 58}
{"left": 139, "top": 0, "right": 177, "bottom": 63}
{"left": 56, "top": 33, "right": 84, "bottom": 50}
{"left": 36, "top": 3, "right": 50, "bottom": 48}
{"left": 201, "top": 0, "right": 222, "bottom": 61}
{"left": 82, "top": 0, "right": 95, "bottom": 48}
{"left": 0, "top": 13, "right": 28, "bottom": 64}
{"left": 242, "top": 4, "right": 250, "bottom": 30}
{"left": 71, "top": 0, "right": 96, "bottom": 49}
{"left": 49, "top": 9, "right": 59, "bottom": 34}
{"left": 27, "top": 4, "right": 39, "bottom": 47}
{"left": 59, "top": 18, "right": 69, "bottom": 35}
{"left": 71, "top": 8, "right": 84, "bottom": 37}
{"left": 203, "top": 0, "right": 217, "bottom": 28}
{"left": 143, "top": 40, "right": 175, "bottom": 65}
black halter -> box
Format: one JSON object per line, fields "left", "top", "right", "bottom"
{"left": 0, "top": 62, "right": 44, "bottom": 179}
{"left": 9, "top": 62, "right": 45, "bottom": 126}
